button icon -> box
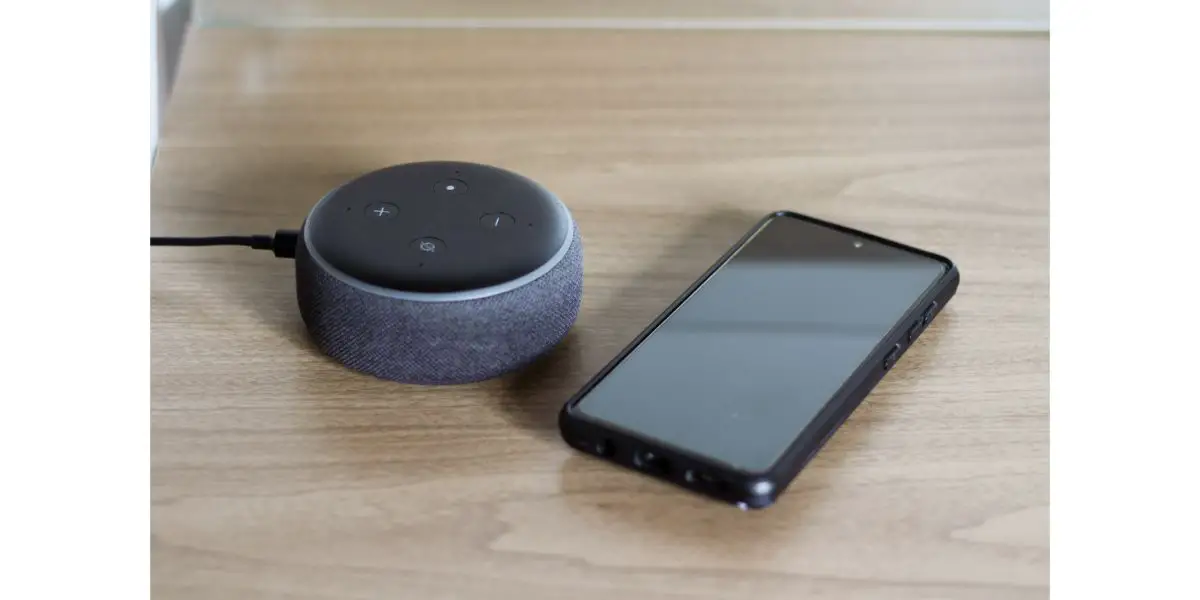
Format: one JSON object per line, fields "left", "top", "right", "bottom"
{"left": 409, "top": 237, "right": 446, "bottom": 254}
{"left": 364, "top": 202, "right": 399, "bottom": 220}
{"left": 480, "top": 213, "right": 516, "bottom": 229}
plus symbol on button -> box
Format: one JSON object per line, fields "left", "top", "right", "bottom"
{"left": 373, "top": 207, "right": 392, "bottom": 217}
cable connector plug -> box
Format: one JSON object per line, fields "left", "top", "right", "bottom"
{"left": 259, "top": 230, "right": 299, "bottom": 258}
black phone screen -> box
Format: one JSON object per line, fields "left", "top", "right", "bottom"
{"left": 573, "top": 214, "right": 948, "bottom": 473}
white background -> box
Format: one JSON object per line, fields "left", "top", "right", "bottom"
{"left": 0, "top": 1, "right": 1198, "bottom": 598}
{"left": 1051, "top": 1, "right": 1200, "bottom": 597}
{"left": 0, "top": 1, "right": 149, "bottom": 598}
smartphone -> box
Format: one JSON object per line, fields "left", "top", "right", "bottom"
{"left": 558, "top": 211, "right": 959, "bottom": 509}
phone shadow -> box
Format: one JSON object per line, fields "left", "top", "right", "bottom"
{"left": 551, "top": 405, "right": 884, "bottom": 552}
{"left": 552, "top": 322, "right": 941, "bottom": 550}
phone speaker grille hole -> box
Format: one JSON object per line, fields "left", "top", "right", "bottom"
{"left": 633, "top": 449, "right": 670, "bottom": 475}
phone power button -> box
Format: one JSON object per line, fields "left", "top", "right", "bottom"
{"left": 883, "top": 344, "right": 903, "bottom": 371}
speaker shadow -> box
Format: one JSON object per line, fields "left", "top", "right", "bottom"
{"left": 492, "top": 207, "right": 761, "bottom": 442}
{"left": 494, "top": 331, "right": 585, "bottom": 442}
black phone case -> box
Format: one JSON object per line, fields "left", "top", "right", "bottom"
{"left": 558, "top": 211, "right": 960, "bottom": 509}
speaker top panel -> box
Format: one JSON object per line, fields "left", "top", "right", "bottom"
{"left": 304, "top": 161, "right": 571, "bottom": 293}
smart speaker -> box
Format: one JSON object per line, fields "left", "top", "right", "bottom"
{"left": 293, "top": 161, "right": 583, "bottom": 384}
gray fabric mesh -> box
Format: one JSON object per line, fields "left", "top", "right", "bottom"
{"left": 295, "top": 228, "right": 583, "bottom": 384}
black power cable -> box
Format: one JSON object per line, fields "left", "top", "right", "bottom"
{"left": 150, "top": 230, "right": 299, "bottom": 258}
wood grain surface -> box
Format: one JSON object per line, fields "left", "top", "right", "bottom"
{"left": 151, "top": 28, "right": 1049, "bottom": 599}
{"left": 196, "top": 0, "right": 1048, "bottom": 27}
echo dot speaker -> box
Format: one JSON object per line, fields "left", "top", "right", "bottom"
{"left": 293, "top": 161, "right": 583, "bottom": 385}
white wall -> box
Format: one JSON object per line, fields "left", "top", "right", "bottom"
{"left": 153, "top": 0, "right": 190, "bottom": 156}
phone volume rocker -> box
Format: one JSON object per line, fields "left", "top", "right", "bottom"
{"left": 882, "top": 344, "right": 903, "bottom": 370}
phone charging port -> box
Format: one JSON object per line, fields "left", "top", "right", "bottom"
{"left": 592, "top": 439, "right": 614, "bottom": 457}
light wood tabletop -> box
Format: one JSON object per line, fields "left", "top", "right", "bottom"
{"left": 151, "top": 27, "right": 1048, "bottom": 599}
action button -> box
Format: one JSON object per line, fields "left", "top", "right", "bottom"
{"left": 434, "top": 179, "right": 468, "bottom": 195}
{"left": 409, "top": 237, "right": 446, "bottom": 254}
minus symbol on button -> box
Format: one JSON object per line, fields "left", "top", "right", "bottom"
{"left": 481, "top": 213, "right": 514, "bottom": 229}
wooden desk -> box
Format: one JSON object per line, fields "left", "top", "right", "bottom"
{"left": 152, "top": 28, "right": 1048, "bottom": 599}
